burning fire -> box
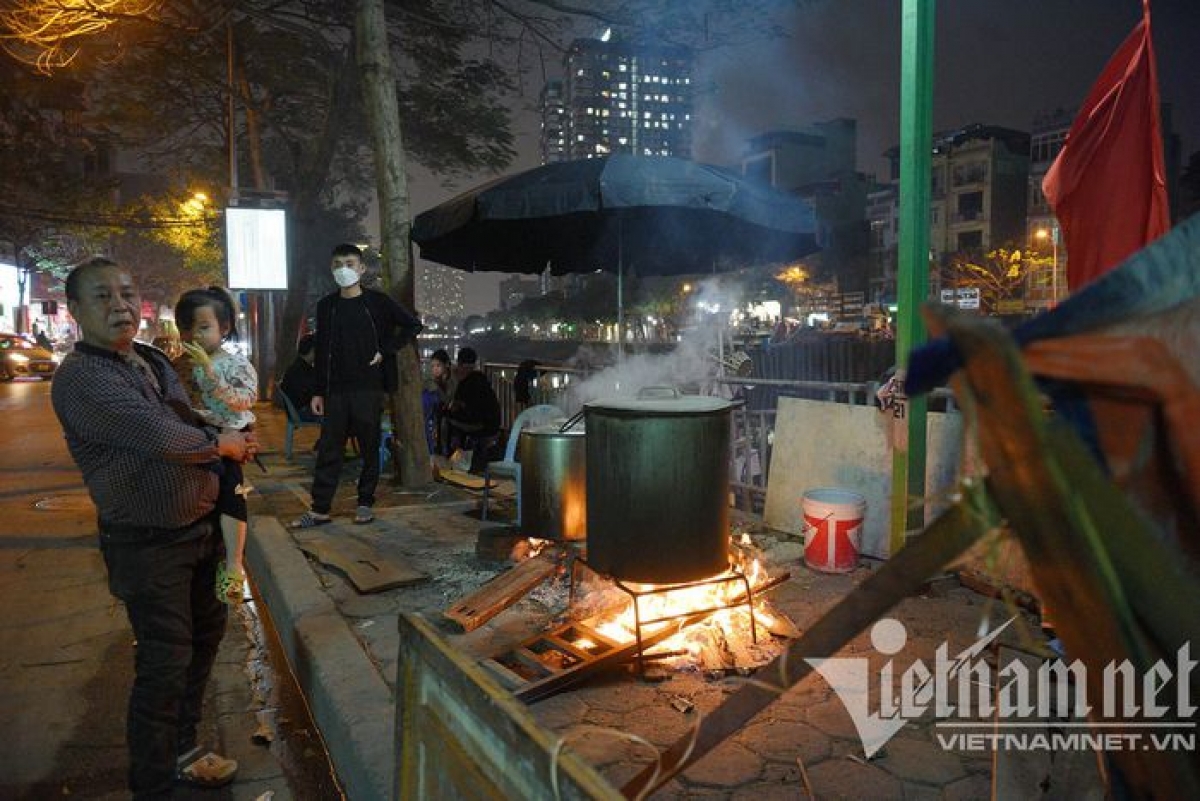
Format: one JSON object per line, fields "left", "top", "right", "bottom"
{"left": 511, "top": 537, "right": 555, "bottom": 561}
{"left": 575, "top": 534, "right": 789, "bottom": 672}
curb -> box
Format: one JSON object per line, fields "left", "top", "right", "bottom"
{"left": 247, "top": 515, "right": 394, "bottom": 800}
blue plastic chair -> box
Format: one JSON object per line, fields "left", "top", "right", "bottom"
{"left": 276, "top": 382, "right": 321, "bottom": 460}
{"left": 379, "top": 414, "right": 394, "bottom": 472}
{"left": 481, "top": 404, "right": 564, "bottom": 524}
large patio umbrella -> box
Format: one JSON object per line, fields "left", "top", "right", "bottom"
{"left": 411, "top": 155, "right": 820, "bottom": 336}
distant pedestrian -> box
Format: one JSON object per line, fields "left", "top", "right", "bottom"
{"left": 32, "top": 323, "right": 52, "bottom": 351}
{"left": 514, "top": 358, "right": 540, "bottom": 411}
{"left": 172, "top": 286, "right": 258, "bottom": 606}
{"left": 290, "top": 243, "right": 421, "bottom": 528}
{"left": 51, "top": 257, "right": 257, "bottom": 798}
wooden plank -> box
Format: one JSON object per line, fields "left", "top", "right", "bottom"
{"left": 438, "top": 468, "right": 515, "bottom": 497}
{"left": 443, "top": 553, "right": 558, "bottom": 632}
{"left": 293, "top": 530, "right": 429, "bottom": 593}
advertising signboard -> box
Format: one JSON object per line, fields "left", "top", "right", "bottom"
{"left": 226, "top": 207, "right": 288, "bottom": 290}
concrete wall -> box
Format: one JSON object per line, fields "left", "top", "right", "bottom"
{"left": 763, "top": 397, "right": 963, "bottom": 559}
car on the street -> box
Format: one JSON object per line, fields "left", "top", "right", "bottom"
{"left": 0, "top": 333, "right": 58, "bottom": 381}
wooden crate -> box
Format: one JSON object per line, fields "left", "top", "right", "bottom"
{"left": 395, "top": 613, "right": 623, "bottom": 800}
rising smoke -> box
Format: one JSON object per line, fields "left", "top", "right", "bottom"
{"left": 565, "top": 278, "right": 744, "bottom": 409}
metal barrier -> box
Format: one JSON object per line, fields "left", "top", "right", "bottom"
{"left": 482, "top": 362, "right": 586, "bottom": 428}
{"left": 480, "top": 362, "right": 954, "bottom": 515}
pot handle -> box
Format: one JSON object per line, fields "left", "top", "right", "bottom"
{"left": 636, "top": 385, "right": 679, "bottom": 400}
{"left": 559, "top": 410, "right": 585, "bottom": 433}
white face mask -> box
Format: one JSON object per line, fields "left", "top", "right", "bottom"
{"left": 332, "top": 266, "right": 360, "bottom": 288}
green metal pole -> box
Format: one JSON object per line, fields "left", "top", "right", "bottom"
{"left": 891, "top": 0, "right": 934, "bottom": 555}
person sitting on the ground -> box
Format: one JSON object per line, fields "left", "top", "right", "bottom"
{"left": 445, "top": 347, "right": 501, "bottom": 473}
{"left": 275, "top": 334, "right": 319, "bottom": 422}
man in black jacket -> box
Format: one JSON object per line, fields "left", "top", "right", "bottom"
{"left": 291, "top": 244, "right": 421, "bottom": 527}
{"left": 445, "top": 346, "right": 501, "bottom": 473}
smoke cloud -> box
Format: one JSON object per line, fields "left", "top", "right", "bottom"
{"left": 565, "top": 278, "right": 744, "bottom": 409}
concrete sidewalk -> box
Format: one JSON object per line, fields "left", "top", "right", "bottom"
{"left": 245, "top": 403, "right": 1081, "bottom": 801}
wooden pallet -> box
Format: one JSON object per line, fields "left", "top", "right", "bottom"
{"left": 481, "top": 618, "right": 653, "bottom": 703}
{"left": 483, "top": 572, "right": 789, "bottom": 704}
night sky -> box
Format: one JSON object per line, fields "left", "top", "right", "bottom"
{"left": 413, "top": 0, "right": 1200, "bottom": 315}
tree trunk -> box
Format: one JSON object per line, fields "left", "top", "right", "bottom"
{"left": 354, "top": 0, "right": 430, "bottom": 487}
{"left": 274, "top": 48, "right": 358, "bottom": 373}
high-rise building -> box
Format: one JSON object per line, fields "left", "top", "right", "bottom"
{"left": 540, "top": 79, "right": 569, "bottom": 164}
{"left": 499, "top": 275, "right": 542, "bottom": 311}
{"left": 884, "top": 124, "right": 1030, "bottom": 263}
{"left": 416, "top": 261, "right": 465, "bottom": 329}
{"left": 742, "top": 120, "right": 871, "bottom": 295}
{"left": 742, "top": 119, "right": 858, "bottom": 191}
{"left": 543, "top": 36, "right": 694, "bottom": 163}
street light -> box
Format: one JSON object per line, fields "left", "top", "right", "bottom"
{"left": 183, "top": 192, "right": 208, "bottom": 216}
{"left": 1035, "top": 225, "right": 1059, "bottom": 306}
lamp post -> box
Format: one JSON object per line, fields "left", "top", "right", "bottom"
{"left": 1035, "top": 225, "right": 1059, "bottom": 306}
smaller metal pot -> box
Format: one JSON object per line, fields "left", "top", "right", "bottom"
{"left": 519, "top": 423, "right": 587, "bottom": 541}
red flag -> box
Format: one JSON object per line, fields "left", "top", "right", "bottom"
{"left": 1042, "top": 0, "right": 1170, "bottom": 292}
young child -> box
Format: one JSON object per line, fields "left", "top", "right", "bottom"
{"left": 173, "top": 287, "right": 258, "bottom": 605}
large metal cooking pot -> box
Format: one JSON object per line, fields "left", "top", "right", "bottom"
{"left": 519, "top": 423, "right": 587, "bottom": 541}
{"left": 584, "top": 388, "right": 736, "bottom": 583}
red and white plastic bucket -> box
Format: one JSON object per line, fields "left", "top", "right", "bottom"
{"left": 802, "top": 488, "right": 867, "bottom": 573}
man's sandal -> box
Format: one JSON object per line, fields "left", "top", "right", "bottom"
{"left": 289, "top": 511, "right": 331, "bottom": 529}
{"left": 176, "top": 747, "right": 238, "bottom": 788}
{"left": 215, "top": 561, "right": 245, "bottom": 605}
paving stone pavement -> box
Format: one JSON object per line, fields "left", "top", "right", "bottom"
{"left": 246, "top": 403, "right": 1099, "bottom": 800}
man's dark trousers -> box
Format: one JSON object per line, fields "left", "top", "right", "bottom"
{"left": 100, "top": 517, "right": 227, "bottom": 799}
{"left": 311, "top": 388, "right": 384, "bottom": 513}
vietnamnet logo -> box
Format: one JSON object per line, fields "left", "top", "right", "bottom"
{"left": 806, "top": 618, "right": 1198, "bottom": 756}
